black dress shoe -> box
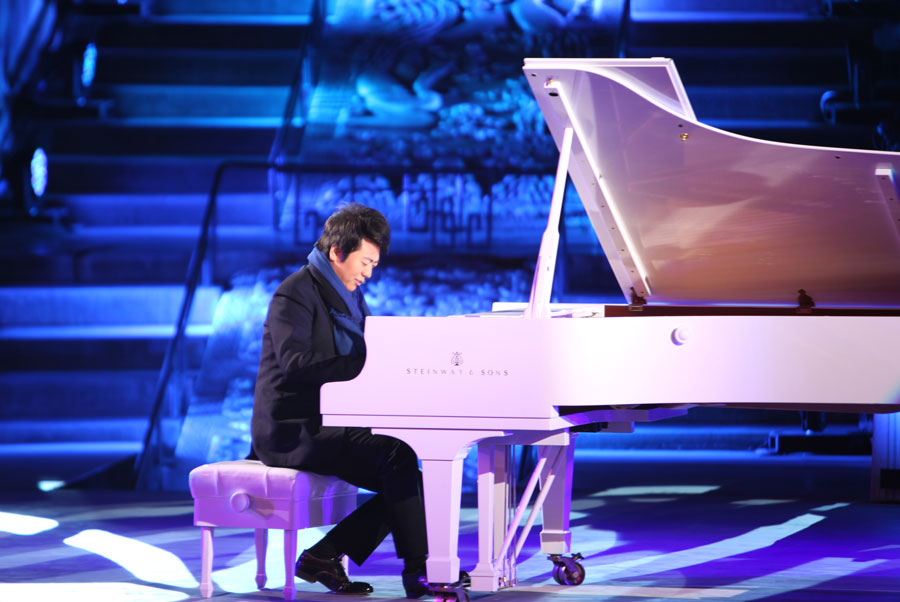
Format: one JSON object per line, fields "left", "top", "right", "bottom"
{"left": 402, "top": 568, "right": 470, "bottom": 599}
{"left": 296, "top": 550, "right": 373, "bottom": 595}
{"left": 401, "top": 568, "right": 429, "bottom": 599}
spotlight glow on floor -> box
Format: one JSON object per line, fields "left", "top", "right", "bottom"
{"left": 212, "top": 526, "right": 328, "bottom": 593}
{"left": 591, "top": 485, "right": 719, "bottom": 497}
{"left": 0, "top": 511, "right": 59, "bottom": 535}
{"left": 0, "top": 583, "right": 188, "bottom": 602}
{"left": 588, "top": 513, "right": 826, "bottom": 581}
{"left": 523, "top": 584, "right": 747, "bottom": 599}
{"left": 63, "top": 530, "right": 198, "bottom": 588}
{"left": 733, "top": 556, "right": 887, "bottom": 601}
{"left": 731, "top": 499, "right": 794, "bottom": 507}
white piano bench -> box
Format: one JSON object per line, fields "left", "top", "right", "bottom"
{"left": 188, "top": 459, "right": 358, "bottom": 600}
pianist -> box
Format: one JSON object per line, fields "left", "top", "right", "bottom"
{"left": 249, "top": 203, "right": 430, "bottom": 596}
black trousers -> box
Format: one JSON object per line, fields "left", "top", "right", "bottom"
{"left": 296, "top": 426, "right": 428, "bottom": 566}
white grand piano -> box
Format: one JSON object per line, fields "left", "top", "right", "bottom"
{"left": 322, "top": 58, "right": 900, "bottom": 600}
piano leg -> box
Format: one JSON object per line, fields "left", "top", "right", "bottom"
{"left": 470, "top": 444, "right": 513, "bottom": 592}
{"left": 371, "top": 427, "right": 509, "bottom": 588}
{"left": 421, "top": 457, "right": 465, "bottom": 584}
{"left": 538, "top": 441, "right": 575, "bottom": 555}
{"left": 538, "top": 441, "right": 586, "bottom": 586}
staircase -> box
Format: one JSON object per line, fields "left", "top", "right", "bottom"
{"left": 12, "top": 0, "right": 321, "bottom": 284}
{"left": 0, "top": 285, "right": 219, "bottom": 489}
{"left": 0, "top": 0, "right": 321, "bottom": 490}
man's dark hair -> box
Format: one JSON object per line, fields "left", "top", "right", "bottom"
{"left": 315, "top": 203, "right": 391, "bottom": 258}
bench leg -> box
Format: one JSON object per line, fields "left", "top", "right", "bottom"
{"left": 283, "top": 529, "right": 297, "bottom": 600}
{"left": 200, "top": 526, "right": 214, "bottom": 598}
{"left": 254, "top": 529, "right": 268, "bottom": 589}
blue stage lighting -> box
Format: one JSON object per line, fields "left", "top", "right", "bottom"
{"left": 30, "top": 147, "right": 48, "bottom": 200}
{"left": 37, "top": 480, "right": 66, "bottom": 492}
{"left": 81, "top": 42, "right": 97, "bottom": 89}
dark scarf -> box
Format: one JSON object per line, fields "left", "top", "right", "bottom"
{"left": 307, "top": 247, "right": 369, "bottom": 356}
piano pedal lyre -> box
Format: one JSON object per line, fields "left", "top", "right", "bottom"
{"left": 495, "top": 443, "right": 586, "bottom": 588}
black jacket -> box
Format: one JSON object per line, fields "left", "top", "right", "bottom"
{"left": 250, "top": 265, "right": 366, "bottom": 471}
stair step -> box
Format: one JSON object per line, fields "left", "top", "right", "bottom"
{"left": 631, "top": 0, "right": 819, "bottom": 20}
{"left": 627, "top": 11, "right": 849, "bottom": 47}
{"left": 0, "top": 285, "right": 219, "bottom": 326}
{"left": 96, "top": 21, "right": 313, "bottom": 49}
{"left": 0, "top": 224, "right": 294, "bottom": 285}
{"left": 95, "top": 47, "right": 300, "bottom": 86}
{"left": 0, "top": 248, "right": 195, "bottom": 286}
{"left": 0, "top": 324, "right": 214, "bottom": 338}
{"left": 153, "top": 0, "right": 316, "bottom": 18}
{"left": 57, "top": 224, "right": 283, "bottom": 245}
{"left": 97, "top": 84, "right": 290, "bottom": 119}
{"left": 0, "top": 420, "right": 147, "bottom": 444}
{"left": 631, "top": 46, "right": 846, "bottom": 86}
{"left": 0, "top": 285, "right": 217, "bottom": 367}
{"left": 48, "top": 122, "right": 289, "bottom": 155}
{"left": 46, "top": 155, "right": 269, "bottom": 194}
{"left": 0, "top": 372, "right": 158, "bottom": 420}
{"left": 630, "top": 0, "right": 824, "bottom": 20}
{"left": 687, "top": 85, "right": 828, "bottom": 121}
{"left": 54, "top": 193, "right": 275, "bottom": 226}
{"left": 0, "top": 336, "right": 207, "bottom": 370}
{"left": 0, "top": 441, "right": 141, "bottom": 490}
{"left": 146, "top": 13, "right": 314, "bottom": 26}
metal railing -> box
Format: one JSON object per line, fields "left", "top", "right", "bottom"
{"left": 267, "top": 0, "right": 324, "bottom": 229}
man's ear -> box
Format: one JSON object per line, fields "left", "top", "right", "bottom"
{"left": 329, "top": 245, "right": 343, "bottom": 263}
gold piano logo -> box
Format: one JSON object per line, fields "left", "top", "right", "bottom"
{"left": 404, "top": 351, "right": 510, "bottom": 377}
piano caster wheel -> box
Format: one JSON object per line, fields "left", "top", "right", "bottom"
{"left": 549, "top": 552, "right": 585, "bottom": 586}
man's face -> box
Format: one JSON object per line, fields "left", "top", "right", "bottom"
{"left": 329, "top": 238, "right": 380, "bottom": 291}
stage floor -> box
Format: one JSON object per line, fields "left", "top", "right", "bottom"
{"left": 0, "top": 451, "right": 897, "bottom": 602}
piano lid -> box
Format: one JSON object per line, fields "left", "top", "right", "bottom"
{"left": 523, "top": 58, "right": 900, "bottom": 309}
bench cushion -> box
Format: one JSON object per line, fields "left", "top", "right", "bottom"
{"left": 190, "top": 459, "right": 358, "bottom": 530}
